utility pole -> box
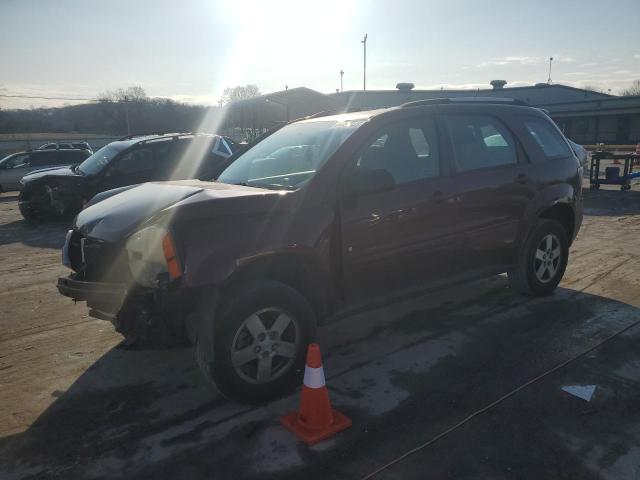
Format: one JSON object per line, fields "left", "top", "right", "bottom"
{"left": 547, "top": 56, "right": 554, "bottom": 84}
{"left": 340, "top": 70, "right": 344, "bottom": 92}
{"left": 361, "top": 34, "right": 367, "bottom": 108}
{"left": 124, "top": 98, "right": 131, "bottom": 135}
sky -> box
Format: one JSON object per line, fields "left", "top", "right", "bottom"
{"left": 1, "top": 0, "right": 639, "bottom": 109}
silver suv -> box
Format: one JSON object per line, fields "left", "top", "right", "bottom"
{"left": 0, "top": 149, "right": 90, "bottom": 192}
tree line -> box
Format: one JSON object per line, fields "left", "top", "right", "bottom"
{"left": 0, "top": 85, "right": 261, "bottom": 135}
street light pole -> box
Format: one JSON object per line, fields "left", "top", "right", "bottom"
{"left": 547, "top": 56, "right": 554, "bottom": 84}
{"left": 362, "top": 34, "right": 367, "bottom": 108}
{"left": 123, "top": 98, "right": 131, "bottom": 135}
{"left": 340, "top": 70, "right": 344, "bottom": 92}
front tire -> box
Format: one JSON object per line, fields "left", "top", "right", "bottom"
{"left": 508, "top": 219, "right": 569, "bottom": 296}
{"left": 198, "top": 280, "right": 317, "bottom": 403}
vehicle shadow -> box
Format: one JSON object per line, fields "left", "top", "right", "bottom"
{"left": 0, "top": 219, "right": 70, "bottom": 249}
{"left": 582, "top": 187, "right": 640, "bottom": 216}
{"left": 1, "top": 280, "right": 639, "bottom": 479}
{"left": 0, "top": 194, "right": 19, "bottom": 203}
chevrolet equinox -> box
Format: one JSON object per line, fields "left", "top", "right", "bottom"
{"left": 57, "top": 99, "right": 583, "bottom": 402}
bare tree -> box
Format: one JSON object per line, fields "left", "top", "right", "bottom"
{"left": 620, "top": 80, "right": 640, "bottom": 96}
{"left": 582, "top": 84, "right": 604, "bottom": 93}
{"left": 220, "top": 84, "right": 261, "bottom": 105}
{"left": 98, "top": 86, "right": 148, "bottom": 103}
{"left": 98, "top": 86, "right": 149, "bottom": 134}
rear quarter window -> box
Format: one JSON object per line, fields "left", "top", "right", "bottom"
{"left": 523, "top": 116, "right": 572, "bottom": 160}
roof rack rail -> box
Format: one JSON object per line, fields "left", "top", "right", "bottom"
{"left": 117, "top": 131, "right": 191, "bottom": 141}
{"left": 306, "top": 110, "right": 339, "bottom": 119}
{"left": 400, "top": 97, "right": 529, "bottom": 108}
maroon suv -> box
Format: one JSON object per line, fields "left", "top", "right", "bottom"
{"left": 57, "top": 99, "right": 583, "bottom": 401}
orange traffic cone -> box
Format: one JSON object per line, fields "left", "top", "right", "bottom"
{"left": 281, "top": 343, "right": 352, "bottom": 445}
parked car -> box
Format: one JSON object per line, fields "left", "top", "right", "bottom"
{"left": 0, "top": 149, "right": 90, "bottom": 193}
{"left": 57, "top": 99, "right": 583, "bottom": 401}
{"left": 19, "top": 133, "right": 236, "bottom": 220}
{"left": 38, "top": 141, "right": 93, "bottom": 153}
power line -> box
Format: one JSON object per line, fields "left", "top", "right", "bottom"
{"left": 0, "top": 94, "right": 95, "bottom": 101}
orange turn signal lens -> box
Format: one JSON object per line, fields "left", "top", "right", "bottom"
{"left": 162, "top": 233, "right": 182, "bottom": 280}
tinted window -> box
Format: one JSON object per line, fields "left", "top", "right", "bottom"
{"left": 355, "top": 117, "right": 440, "bottom": 184}
{"left": 150, "top": 140, "right": 182, "bottom": 179}
{"left": 116, "top": 147, "right": 154, "bottom": 175}
{"left": 78, "top": 144, "right": 125, "bottom": 175}
{"left": 30, "top": 152, "right": 58, "bottom": 167}
{"left": 447, "top": 115, "right": 518, "bottom": 172}
{"left": 59, "top": 150, "right": 88, "bottom": 164}
{"left": 523, "top": 116, "right": 572, "bottom": 159}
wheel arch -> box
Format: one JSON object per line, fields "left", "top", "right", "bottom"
{"left": 221, "top": 252, "right": 342, "bottom": 324}
{"left": 537, "top": 202, "right": 575, "bottom": 244}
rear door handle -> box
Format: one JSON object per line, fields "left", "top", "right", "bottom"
{"left": 514, "top": 173, "right": 528, "bottom": 184}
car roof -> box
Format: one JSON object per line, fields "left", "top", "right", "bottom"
{"left": 112, "top": 132, "right": 223, "bottom": 149}
{"left": 298, "top": 109, "right": 387, "bottom": 124}
{"left": 295, "top": 99, "right": 544, "bottom": 125}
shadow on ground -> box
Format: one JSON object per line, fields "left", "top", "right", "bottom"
{"left": 1, "top": 281, "right": 639, "bottom": 479}
{"left": 583, "top": 188, "right": 640, "bottom": 216}
{"left": 0, "top": 220, "right": 69, "bottom": 249}
{"left": 0, "top": 194, "right": 19, "bottom": 204}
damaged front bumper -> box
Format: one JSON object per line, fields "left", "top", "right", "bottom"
{"left": 57, "top": 276, "right": 127, "bottom": 319}
{"left": 57, "top": 274, "right": 193, "bottom": 344}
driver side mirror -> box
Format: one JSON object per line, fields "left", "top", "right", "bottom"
{"left": 345, "top": 168, "right": 396, "bottom": 197}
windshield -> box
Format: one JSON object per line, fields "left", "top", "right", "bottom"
{"left": 217, "top": 119, "right": 363, "bottom": 190}
{"left": 77, "top": 144, "right": 125, "bottom": 175}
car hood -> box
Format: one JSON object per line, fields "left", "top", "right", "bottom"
{"left": 75, "top": 180, "right": 285, "bottom": 242}
{"left": 22, "top": 165, "right": 78, "bottom": 183}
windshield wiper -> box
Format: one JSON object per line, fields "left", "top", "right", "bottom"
{"left": 257, "top": 183, "right": 297, "bottom": 191}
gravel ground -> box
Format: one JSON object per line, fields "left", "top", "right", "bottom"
{"left": 1, "top": 182, "right": 640, "bottom": 479}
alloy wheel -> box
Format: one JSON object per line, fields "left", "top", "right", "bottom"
{"left": 231, "top": 307, "right": 300, "bottom": 384}
{"left": 534, "top": 233, "right": 561, "bottom": 283}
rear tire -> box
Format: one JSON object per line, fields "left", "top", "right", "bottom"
{"left": 197, "top": 280, "right": 317, "bottom": 403}
{"left": 508, "top": 219, "right": 569, "bottom": 297}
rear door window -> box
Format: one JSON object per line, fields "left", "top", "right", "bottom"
{"left": 355, "top": 117, "right": 441, "bottom": 184}
{"left": 58, "top": 151, "right": 84, "bottom": 165}
{"left": 116, "top": 147, "right": 154, "bottom": 175}
{"left": 30, "top": 152, "right": 59, "bottom": 167}
{"left": 446, "top": 115, "right": 518, "bottom": 173}
{"left": 523, "top": 116, "right": 572, "bottom": 159}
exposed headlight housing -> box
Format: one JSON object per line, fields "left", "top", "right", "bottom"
{"left": 125, "top": 225, "right": 182, "bottom": 287}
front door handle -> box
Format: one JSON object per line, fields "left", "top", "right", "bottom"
{"left": 514, "top": 173, "right": 528, "bottom": 184}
